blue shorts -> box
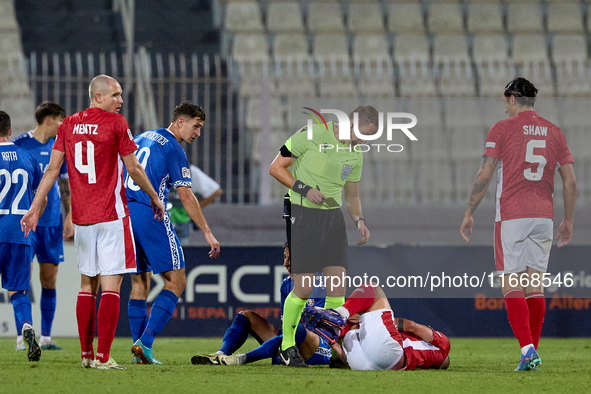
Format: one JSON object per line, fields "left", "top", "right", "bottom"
{"left": 129, "top": 201, "right": 185, "bottom": 274}
{"left": 272, "top": 335, "right": 331, "bottom": 366}
{"left": 305, "top": 337, "right": 331, "bottom": 365}
{"left": 29, "top": 224, "right": 64, "bottom": 265}
{"left": 0, "top": 243, "right": 32, "bottom": 291}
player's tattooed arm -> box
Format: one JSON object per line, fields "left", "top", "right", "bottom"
{"left": 59, "top": 178, "right": 75, "bottom": 239}
{"left": 461, "top": 156, "right": 498, "bottom": 243}
{"left": 467, "top": 156, "right": 498, "bottom": 214}
{"left": 58, "top": 178, "right": 71, "bottom": 215}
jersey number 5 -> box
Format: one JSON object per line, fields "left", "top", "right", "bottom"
{"left": 75, "top": 141, "right": 97, "bottom": 184}
{"left": 524, "top": 140, "right": 546, "bottom": 182}
{"left": 0, "top": 169, "right": 29, "bottom": 215}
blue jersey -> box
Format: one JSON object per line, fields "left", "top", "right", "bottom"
{"left": 0, "top": 142, "right": 43, "bottom": 245}
{"left": 125, "top": 128, "right": 192, "bottom": 205}
{"left": 280, "top": 274, "right": 326, "bottom": 320}
{"left": 12, "top": 131, "right": 68, "bottom": 227}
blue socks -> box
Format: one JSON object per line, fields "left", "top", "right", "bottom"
{"left": 40, "top": 287, "right": 56, "bottom": 337}
{"left": 140, "top": 290, "right": 178, "bottom": 348}
{"left": 245, "top": 335, "right": 282, "bottom": 363}
{"left": 295, "top": 323, "right": 307, "bottom": 345}
{"left": 219, "top": 313, "right": 250, "bottom": 355}
{"left": 11, "top": 292, "right": 32, "bottom": 329}
{"left": 245, "top": 325, "right": 307, "bottom": 364}
{"left": 128, "top": 299, "right": 147, "bottom": 343}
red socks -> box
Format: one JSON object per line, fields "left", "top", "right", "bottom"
{"left": 526, "top": 292, "right": 545, "bottom": 349}
{"left": 96, "top": 291, "right": 121, "bottom": 363}
{"left": 504, "top": 289, "right": 533, "bottom": 348}
{"left": 76, "top": 292, "right": 97, "bottom": 360}
{"left": 342, "top": 284, "right": 376, "bottom": 316}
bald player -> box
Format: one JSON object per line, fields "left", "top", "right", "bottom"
{"left": 22, "top": 74, "right": 165, "bottom": 370}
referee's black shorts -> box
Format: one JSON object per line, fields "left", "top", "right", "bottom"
{"left": 287, "top": 204, "right": 348, "bottom": 274}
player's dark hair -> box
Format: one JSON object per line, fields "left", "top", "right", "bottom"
{"left": 349, "top": 105, "right": 379, "bottom": 127}
{"left": 35, "top": 101, "right": 66, "bottom": 125}
{"left": 504, "top": 78, "right": 538, "bottom": 107}
{"left": 0, "top": 111, "right": 11, "bottom": 137}
{"left": 172, "top": 101, "right": 206, "bottom": 122}
{"left": 283, "top": 241, "right": 289, "bottom": 251}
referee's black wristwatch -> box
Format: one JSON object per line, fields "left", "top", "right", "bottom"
{"left": 355, "top": 218, "right": 366, "bottom": 228}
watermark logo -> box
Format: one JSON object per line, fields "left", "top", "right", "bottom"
{"left": 303, "top": 108, "right": 418, "bottom": 153}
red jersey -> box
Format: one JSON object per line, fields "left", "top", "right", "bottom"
{"left": 484, "top": 111, "right": 574, "bottom": 222}
{"left": 53, "top": 108, "right": 137, "bottom": 225}
{"left": 402, "top": 330, "right": 450, "bottom": 370}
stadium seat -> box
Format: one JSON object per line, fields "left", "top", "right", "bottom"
{"left": 395, "top": 35, "right": 435, "bottom": 96}
{"left": 317, "top": 59, "right": 356, "bottom": 97}
{"left": 275, "top": 58, "right": 316, "bottom": 97}
{"left": 433, "top": 35, "right": 475, "bottom": 96}
{"left": 353, "top": 34, "right": 389, "bottom": 60}
{"left": 466, "top": 3, "right": 503, "bottom": 34}
{"left": 266, "top": 2, "right": 304, "bottom": 33}
{"left": 353, "top": 34, "right": 394, "bottom": 96}
{"left": 506, "top": 3, "right": 544, "bottom": 33}
{"left": 245, "top": 97, "right": 285, "bottom": 130}
{"left": 273, "top": 34, "right": 309, "bottom": 59}
{"left": 348, "top": 1, "right": 385, "bottom": 33}
{"left": 0, "top": 0, "right": 18, "bottom": 30}
{"left": 473, "top": 34, "right": 509, "bottom": 61}
{"left": 308, "top": 2, "right": 345, "bottom": 33}
{"left": 313, "top": 34, "right": 349, "bottom": 60}
{"left": 394, "top": 34, "right": 430, "bottom": 62}
{"left": 512, "top": 34, "right": 553, "bottom": 96}
{"left": 224, "top": 1, "right": 264, "bottom": 32}
{"left": 236, "top": 61, "right": 277, "bottom": 98}
{"left": 547, "top": 3, "right": 585, "bottom": 33}
{"left": 388, "top": 2, "right": 425, "bottom": 34}
{"left": 232, "top": 33, "right": 269, "bottom": 62}
{"left": 472, "top": 35, "right": 513, "bottom": 96}
{"left": 552, "top": 34, "right": 588, "bottom": 60}
{"left": 427, "top": 3, "right": 464, "bottom": 34}
{"left": 512, "top": 34, "right": 548, "bottom": 63}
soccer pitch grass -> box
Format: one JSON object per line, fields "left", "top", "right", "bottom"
{"left": 1, "top": 338, "right": 589, "bottom": 394}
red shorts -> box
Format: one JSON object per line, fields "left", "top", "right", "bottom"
{"left": 402, "top": 329, "right": 450, "bottom": 370}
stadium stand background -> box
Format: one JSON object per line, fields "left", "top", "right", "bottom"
{"left": 0, "top": 0, "right": 590, "bottom": 246}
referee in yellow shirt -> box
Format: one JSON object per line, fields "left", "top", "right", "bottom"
{"left": 269, "top": 105, "right": 377, "bottom": 366}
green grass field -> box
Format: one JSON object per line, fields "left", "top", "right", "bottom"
{"left": 1, "top": 337, "right": 590, "bottom": 394}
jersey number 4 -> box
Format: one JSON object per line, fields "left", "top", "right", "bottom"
{"left": 75, "top": 141, "right": 97, "bottom": 184}
{"left": 524, "top": 140, "right": 546, "bottom": 182}
{"left": 0, "top": 169, "right": 29, "bottom": 215}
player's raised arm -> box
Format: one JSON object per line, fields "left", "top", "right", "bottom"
{"left": 460, "top": 155, "right": 498, "bottom": 243}
{"left": 344, "top": 181, "right": 369, "bottom": 245}
{"left": 177, "top": 185, "right": 220, "bottom": 258}
{"left": 21, "top": 150, "right": 65, "bottom": 236}
{"left": 122, "top": 152, "right": 165, "bottom": 220}
{"left": 556, "top": 163, "right": 577, "bottom": 248}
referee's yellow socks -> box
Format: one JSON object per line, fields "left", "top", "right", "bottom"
{"left": 281, "top": 292, "right": 308, "bottom": 351}
{"left": 324, "top": 296, "right": 345, "bottom": 310}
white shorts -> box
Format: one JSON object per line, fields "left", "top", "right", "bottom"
{"left": 494, "top": 218, "right": 553, "bottom": 275}
{"left": 342, "top": 309, "right": 404, "bottom": 371}
{"left": 74, "top": 216, "right": 137, "bottom": 277}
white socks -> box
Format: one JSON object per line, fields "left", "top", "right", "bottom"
{"left": 521, "top": 344, "right": 534, "bottom": 356}
{"left": 335, "top": 306, "right": 350, "bottom": 320}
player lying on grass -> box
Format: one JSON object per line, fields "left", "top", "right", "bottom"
{"left": 303, "top": 284, "right": 450, "bottom": 371}
{"left": 191, "top": 243, "right": 331, "bottom": 366}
